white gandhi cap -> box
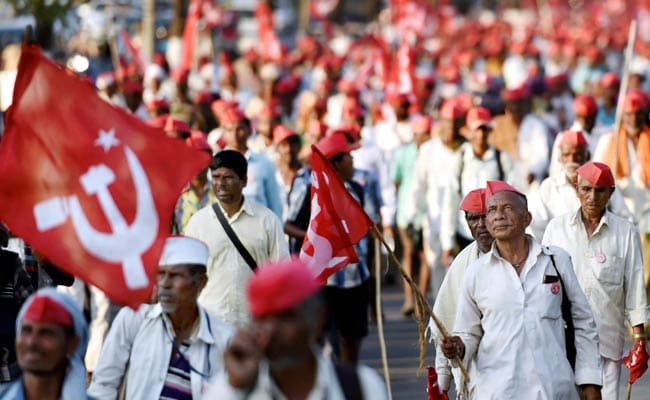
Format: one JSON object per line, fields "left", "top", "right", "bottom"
{"left": 159, "top": 236, "right": 209, "bottom": 266}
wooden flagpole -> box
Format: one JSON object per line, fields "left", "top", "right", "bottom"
{"left": 613, "top": 21, "right": 637, "bottom": 176}
{"left": 374, "top": 237, "right": 393, "bottom": 400}
{"left": 371, "top": 225, "right": 470, "bottom": 382}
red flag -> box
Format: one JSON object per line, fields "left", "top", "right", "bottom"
{"left": 623, "top": 340, "right": 649, "bottom": 384}
{"left": 255, "top": 2, "right": 284, "bottom": 63}
{"left": 299, "top": 146, "right": 373, "bottom": 282}
{"left": 120, "top": 29, "right": 148, "bottom": 74}
{"left": 426, "top": 367, "right": 449, "bottom": 400}
{"left": 176, "top": 0, "right": 202, "bottom": 77}
{"left": 0, "top": 46, "right": 210, "bottom": 307}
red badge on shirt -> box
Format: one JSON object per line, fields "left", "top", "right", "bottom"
{"left": 551, "top": 282, "right": 560, "bottom": 295}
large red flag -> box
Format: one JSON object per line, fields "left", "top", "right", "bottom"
{"left": 299, "top": 146, "right": 373, "bottom": 282}
{"left": 0, "top": 45, "right": 210, "bottom": 307}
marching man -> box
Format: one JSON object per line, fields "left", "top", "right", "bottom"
{"left": 543, "top": 162, "right": 649, "bottom": 399}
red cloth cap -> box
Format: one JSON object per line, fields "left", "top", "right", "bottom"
{"left": 576, "top": 161, "right": 615, "bottom": 187}
{"left": 248, "top": 258, "right": 322, "bottom": 318}
{"left": 485, "top": 180, "right": 525, "bottom": 201}
{"left": 466, "top": 107, "right": 492, "bottom": 130}
{"left": 439, "top": 99, "right": 465, "bottom": 120}
{"left": 559, "top": 130, "right": 588, "bottom": 147}
{"left": 122, "top": 80, "right": 143, "bottom": 94}
{"left": 600, "top": 72, "right": 620, "bottom": 88}
{"left": 328, "top": 124, "right": 361, "bottom": 142}
{"left": 342, "top": 99, "right": 365, "bottom": 119}
{"left": 624, "top": 90, "right": 649, "bottom": 113}
{"left": 186, "top": 130, "right": 211, "bottom": 152}
{"left": 502, "top": 85, "right": 531, "bottom": 102}
{"left": 460, "top": 188, "right": 486, "bottom": 214}
{"left": 210, "top": 99, "right": 237, "bottom": 119}
{"left": 164, "top": 118, "right": 192, "bottom": 135}
{"left": 573, "top": 95, "right": 598, "bottom": 116}
{"left": 23, "top": 295, "right": 73, "bottom": 327}
{"left": 316, "top": 132, "right": 360, "bottom": 159}
{"left": 387, "top": 92, "right": 411, "bottom": 107}
{"left": 194, "top": 91, "right": 214, "bottom": 105}
{"left": 411, "top": 115, "right": 432, "bottom": 133}
{"left": 259, "top": 104, "right": 281, "bottom": 119}
{"left": 273, "top": 125, "right": 298, "bottom": 144}
{"left": 146, "top": 98, "right": 170, "bottom": 112}
{"left": 219, "top": 107, "right": 245, "bottom": 126}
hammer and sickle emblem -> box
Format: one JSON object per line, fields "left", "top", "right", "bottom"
{"left": 33, "top": 146, "right": 159, "bottom": 289}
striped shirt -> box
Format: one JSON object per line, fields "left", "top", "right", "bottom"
{"left": 159, "top": 342, "right": 192, "bottom": 400}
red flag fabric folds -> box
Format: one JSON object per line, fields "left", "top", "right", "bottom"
{"left": 426, "top": 366, "right": 449, "bottom": 400}
{"left": 299, "top": 146, "right": 372, "bottom": 283}
{"left": 623, "top": 340, "right": 649, "bottom": 384}
{"left": 0, "top": 45, "right": 210, "bottom": 307}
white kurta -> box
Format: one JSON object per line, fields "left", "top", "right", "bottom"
{"left": 429, "top": 241, "right": 483, "bottom": 393}
{"left": 454, "top": 238, "right": 601, "bottom": 399}
{"left": 88, "top": 304, "right": 234, "bottom": 400}
{"left": 529, "top": 174, "right": 633, "bottom": 240}
{"left": 204, "top": 353, "right": 389, "bottom": 400}
{"left": 542, "top": 210, "right": 649, "bottom": 359}
{"left": 516, "top": 114, "right": 551, "bottom": 183}
{"left": 184, "top": 199, "right": 289, "bottom": 327}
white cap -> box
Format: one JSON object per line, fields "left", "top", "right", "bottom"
{"left": 159, "top": 236, "right": 209, "bottom": 266}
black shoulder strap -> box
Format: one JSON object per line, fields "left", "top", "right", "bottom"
{"left": 548, "top": 253, "right": 576, "bottom": 370}
{"left": 494, "top": 149, "right": 504, "bottom": 181}
{"left": 212, "top": 202, "right": 257, "bottom": 271}
{"left": 333, "top": 360, "right": 363, "bottom": 400}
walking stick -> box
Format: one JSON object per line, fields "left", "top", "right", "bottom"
{"left": 374, "top": 237, "right": 393, "bottom": 400}
{"left": 613, "top": 21, "right": 637, "bottom": 177}
{"left": 371, "top": 225, "right": 470, "bottom": 382}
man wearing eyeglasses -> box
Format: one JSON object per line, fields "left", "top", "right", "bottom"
{"left": 88, "top": 236, "right": 234, "bottom": 400}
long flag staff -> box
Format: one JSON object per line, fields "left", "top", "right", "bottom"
{"left": 374, "top": 237, "right": 393, "bottom": 400}
{"left": 371, "top": 224, "right": 470, "bottom": 382}
{"left": 613, "top": 20, "right": 637, "bottom": 177}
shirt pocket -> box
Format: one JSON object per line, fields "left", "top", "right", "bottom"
{"left": 593, "top": 257, "right": 623, "bottom": 286}
{"left": 538, "top": 283, "right": 563, "bottom": 320}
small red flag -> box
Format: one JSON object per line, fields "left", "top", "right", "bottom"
{"left": 176, "top": 0, "right": 202, "bottom": 77}
{"left": 623, "top": 340, "right": 649, "bottom": 384}
{"left": 0, "top": 45, "right": 210, "bottom": 307}
{"left": 427, "top": 366, "right": 449, "bottom": 400}
{"left": 299, "top": 146, "right": 373, "bottom": 282}
{"left": 255, "top": 2, "right": 284, "bottom": 63}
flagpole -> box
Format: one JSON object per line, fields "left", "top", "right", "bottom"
{"left": 613, "top": 20, "right": 637, "bottom": 177}
{"left": 371, "top": 225, "right": 470, "bottom": 382}
{"left": 626, "top": 382, "right": 632, "bottom": 400}
{"left": 374, "top": 237, "right": 393, "bottom": 400}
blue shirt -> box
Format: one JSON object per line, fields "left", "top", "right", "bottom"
{"left": 244, "top": 150, "right": 283, "bottom": 219}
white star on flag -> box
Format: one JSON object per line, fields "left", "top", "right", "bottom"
{"left": 95, "top": 128, "right": 120, "bottom": 152}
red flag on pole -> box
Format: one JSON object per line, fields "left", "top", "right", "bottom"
{"left": 623, "top": 340, "right": 649, "bottom": 384}
{"left": 120, "top": 29, "right": 148, "bottom": 74}
{"left": 427, "top": 367, "right": 449, "bottom": 400}
{"left": 299, "top": 146, "right": 373, "bottom": 282}
{"left": 176, "top": 0, "right": 202, "bottom": 77}
{"left": 0, "top": 45, "right": 210, "bottom": 307}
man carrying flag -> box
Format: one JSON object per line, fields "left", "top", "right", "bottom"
{"left": 301, "top": 133, "right": 373, "bottom": 365}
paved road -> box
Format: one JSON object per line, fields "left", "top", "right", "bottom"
{"left": 359, "top": 282, "right": 650, "bottom": 399}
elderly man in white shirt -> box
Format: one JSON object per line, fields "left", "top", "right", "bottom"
{"left": 440, "top": 107, "right": 516, "bottom": 265}
{"left": 542, "top": 162, "right": 648, "bottom": 399}
{"left": 409, "top": 99, "right": 465, "bottom": 300}
{"left": 442, "top": 181, "right": 602, "bottom": 400}
{"left": 430, "top": 188, "right": 493, "bottom": 398}
{"left": 185, "top": 150, "right": 289, "bottom": 328}
{"left": 88, "top": 236, "right": 234, "bottom": 400}
{"left": 529, "top": 130, "right": 632, "bottom": 240}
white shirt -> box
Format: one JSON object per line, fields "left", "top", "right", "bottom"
{"left": 409, "top": 137, "right": 462, "bottom": 238}
{"left": 204, "top": 353, "right": 388, "bottom": 400}
{"left": 184, "top": 198, "right": 289, "bottom": 327}
{"left": 454, "top": 238, "right": 601, "bottom": 399}
{"left": 88, "top": 304, "right": 234, "bottom": 400}
{"left": 529, "top": 173, "right": 633, "bottom": 240}
{"left": 542, "top": 210, "right": 649, "bottom": 359}
{"left": 440, "top": 143, "right": 516, "bottom": 249}
{"left": 429, "top": 241, "right": 484, "bottom": 392}
{"left": 594, "top": 132, "right": 650, "bottom": 232}
{"left": 517, "top": 114, "right": 551, "bottom": 182}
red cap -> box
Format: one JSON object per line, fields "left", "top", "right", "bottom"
{"left": 248, "top": 258, "right": 322, "bottom": 318}
{"left": 185, "top": 130, "right": 211, "bottom": 152}
{"left": 259, "top": 104, "right": 281, "bottom": 119}
{"left": 466, "top": 107, "right": 493, "bottom": 130}
{"left": 337, "top": 79, "right": 359, "bottom": 97}
{"left": 485, "top": 180, "right": 525, "bottom": 201}
{"left": 502, "top": 85, "right": 531, "bottom": 102}
{"left": 164, "top": 118, "right": 192, "bottom": 135}
{"left": 122, "top": 80, "right": 143, "bottom": 94}
{"left": 220, "top": 107, "right": 245, "bottom": 126}
{"left": 316, "top": 132, "right": 360, "bottom": 159}
{"left": 307, "top": 120, "right": 328, "bottom": 140}
{"left": 600, "top": 72, "right": 620, "bottom": 88}
{"left": 624, "top": 90, "right": 649, "bottom": 113}
{"left": 273, "top": 125, "right": 298, "bottom": 144}
{"left": 576, "top": 161, "right": 615, "bottom": 187}
{"left": 411, "top": 115, "right": 432, "bottom": 133}
{"left": 460, "top": 188, "right": 486, "bottom": 214}
{"left": 329, "top": 124, "right": 361, "bottom": 142}
{"left": 342, "top": 99, "right": 365, "bottom": 120}
{"left": 146, "top": 98, "right": 170, "bottom": 112}
{"left": 210, "top": 99, "right": 237, "bottom": 119}
{"left": 439, "top": 99, "right": 465, "bottom": 120}
{"left": 573, "top": 95, "right": 598, "bottom": 116}
{"left": 387, "top": 92, "right": 411, "bottom": 107}
{"left": 23, "top": 295, "right": 73, "bottom": 327}
{"left": 147, "top": 114, "right": 169, "bottom": 129}
{"left": 559, "top": 130, "right": 588, "bottom": 147}
{"left": 194, "top": 91, "right": 214, "bottom": 105}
